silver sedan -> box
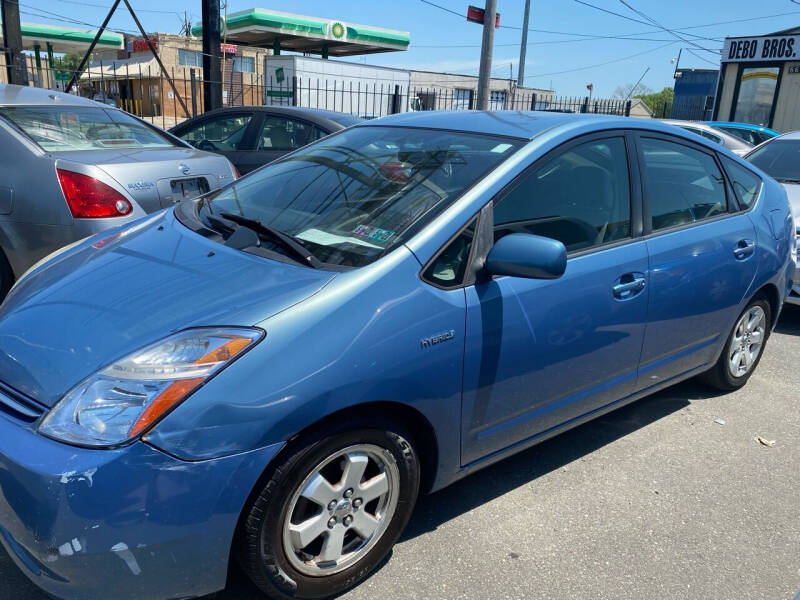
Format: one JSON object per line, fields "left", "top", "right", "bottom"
{"left": 0, "top": 84, "right": 236, "bottom": 299}
{"left": 662, "top": 119, "right": 753, "bottom": 156}
{"left": 746, "top": 131, "right": 800, "bottom": 305}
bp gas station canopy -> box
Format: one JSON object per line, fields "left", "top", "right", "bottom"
{"left": 0, "top": 22, "right": 123, "bottom": 53}
{"left": 191, "top": 8, "right": 410, "bottom": 57}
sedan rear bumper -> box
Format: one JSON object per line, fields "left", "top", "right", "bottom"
{"left": 0, "top": 410, "right": 282, "bottom": 600}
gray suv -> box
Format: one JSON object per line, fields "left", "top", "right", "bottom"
{"left": 0, "top": 85, "right": 236, "bottom": 299}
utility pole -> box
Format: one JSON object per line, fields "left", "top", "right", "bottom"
{"left": 476, "top": 0, "right": 497, "bottom": 110}
{"left": 1, "top": 0, "right": 29, "bottom": 85}
{"left": 202, "top": 0, "right": 222, "bottom": 111}
{"left": 517, "top": 0, "right": 531, "bottom": 86}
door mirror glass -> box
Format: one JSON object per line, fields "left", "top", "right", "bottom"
{"left": 485, "top": 233, "right": 566, "bottom": 279}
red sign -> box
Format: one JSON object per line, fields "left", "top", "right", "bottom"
{"left": 466, "top": 5, "right": 500, "bottom": 28}
{"left": 221, "top": 43, "right": 238, "bottom": 54}
{"left": 131, "top": 38, "right": 157, "bottom": 52}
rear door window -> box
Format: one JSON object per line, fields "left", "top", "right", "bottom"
{"left": 639, "top": 137, "right": 727, "bottom": 231}
{"left": 256, "top": 117, "right": 326, "bottom": 151}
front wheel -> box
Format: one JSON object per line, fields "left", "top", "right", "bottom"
{"left": 238, "top": 419, "right": 420, "bottom": 599}
{"left": 701, "top": 294, "right": 771, "bottom": 391}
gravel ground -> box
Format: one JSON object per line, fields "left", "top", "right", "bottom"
{"left": 3, "top": 308, "right": 799, "bottom": 600}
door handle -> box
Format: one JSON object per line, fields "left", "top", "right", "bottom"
{"left": 733, "top": 239, "right": 756, "bottom": 260}
{"left": 613, "top": 275, "right": 647, "bottom": 299}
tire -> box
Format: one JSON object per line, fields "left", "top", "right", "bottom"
{"left": 0, "top": 250, "right": 13, "bottom": 303}
{"left": 238, "top": 417, "right": 420, "bottom": 599}
{"left": 701, "top": 294, "right": 771, "bottom": 391}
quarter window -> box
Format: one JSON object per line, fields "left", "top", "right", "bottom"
{"left": 640, "top": 138, "right": 727, "bottom": 231}
{"left": 422, "top": 220, "right": 476, "bottom": 287}
{"left": 720, "top": 156, "right": 762, "bottom": 209}
{"left": 493, "top": 137, "right": 631, "bottom": 252}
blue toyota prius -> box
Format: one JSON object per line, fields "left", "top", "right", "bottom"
{"left": 0, "top": 111, "right": 794, "bottom": 600}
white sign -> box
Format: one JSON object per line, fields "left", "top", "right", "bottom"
{"left": 222, "top": 90, "right": 228, "bottom": 105}
{"left": 167, "top": 91, "right": 174, "bottom": 99}
{"left": 722, "top": 35, "right": 799, "bottom": 63}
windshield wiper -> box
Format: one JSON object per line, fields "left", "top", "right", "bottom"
{"left": 775, "top": 177, "right": 800, "bottom": 184}
{"left": 219, "top": 212, "right": 322, "bottom": 268}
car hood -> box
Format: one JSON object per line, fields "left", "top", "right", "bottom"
{"left": 55, "top": 147, "right": 234, "bottom": 211}
{"left": 0, "top": 210, "right": 335, "bottom": 407}
{"left": 781, "top": 182, "right": 800, "bottom": 222}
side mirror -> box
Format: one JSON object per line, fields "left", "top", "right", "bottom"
{"left": 485, "top": 233, "right": 566, "bottom": 279}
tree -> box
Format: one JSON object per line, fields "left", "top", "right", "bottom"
{"left": 612, "top": 82, "right": 653, "bottom": 100}
{"left": 634, "top": 87, "right": 675, "bottom": 116}
{"left": 53, "top": 53, "right": 85, "bottom": 76}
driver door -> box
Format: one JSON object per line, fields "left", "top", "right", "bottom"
{"left": 461, "top": 132, "right": 650, "bottom": 464}
{"left": 173, "top": 112, "right": 258, "bottom": 171}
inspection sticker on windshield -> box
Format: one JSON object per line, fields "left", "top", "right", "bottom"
{"left": 353, "top": 224, "right": 395, "bottom": 244}
{"left": 491, "top": 143, "right": 514, "bottom": 153}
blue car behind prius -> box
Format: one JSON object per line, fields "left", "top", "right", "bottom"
{"left": 0, "top": 111, "right": 794, "bottom": 600}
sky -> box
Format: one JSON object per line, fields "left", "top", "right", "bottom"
{"left": 19, "top": 0, "right": 800, "bottom": 97}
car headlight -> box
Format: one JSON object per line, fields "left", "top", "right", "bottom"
{"left": 39, "top": 327, "right": 263, "bottom": 447}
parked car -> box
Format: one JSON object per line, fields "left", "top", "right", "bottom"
{"left": 661, "top": 119, "right": 753, "bottom": 155}
{"left": 0, "top": 84, "right": 237, "bottom": 300}
{"left": 707, "top": 121, "right": 779, "bottom": 147}
{"left": 170, "top": 106, "right": 363, "bottom": 175}
{"left": 0, "top": 111, "right": 793, "bottom": 600}
{"left": 745, "top": 131, "right": 800, "bottom": 305}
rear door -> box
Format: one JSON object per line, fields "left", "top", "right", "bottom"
{"left": 635, "top": 132, "right": 758, "bottom": 389}
{"left": 236, "top": 115, "right": 327, "bottom": 174}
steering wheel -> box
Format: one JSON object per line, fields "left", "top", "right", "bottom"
{"left": 196, "top": 139, "right": 218, "bottom": 151}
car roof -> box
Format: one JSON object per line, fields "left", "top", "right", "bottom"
{"left": 172, "top": 105, "right": 363, "bottom": 129}
{"left": 0, "top": 84, "right": 102, "bottom": 107}
{"left": 358, "top": 110, "right": 637, "bottom": 140}
{"left": 706, "top": 121, "right": 775, "bottom": 133}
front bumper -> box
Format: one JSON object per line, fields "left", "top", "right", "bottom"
{"left": 0, "top": 409, "right": 282, "bottom": 600}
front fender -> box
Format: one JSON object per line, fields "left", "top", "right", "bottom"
{"left": 145, "top": 247, "right": 466, "bottom": 490}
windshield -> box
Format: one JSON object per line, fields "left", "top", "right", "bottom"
{"left": 746, "top": 139, "right": 800, "bottom": 182}
{"left": 202, "top": 125, "right": 522, "bottom": 268}
{"left": 0, "top": 105, "right": 179, "bottom": 152}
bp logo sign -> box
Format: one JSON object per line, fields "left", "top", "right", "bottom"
{"left": 331, "top": 22, "right": 345, "bottom": 39}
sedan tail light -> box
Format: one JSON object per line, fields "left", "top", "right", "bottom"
{"left": 57, "top": 169, "right": 133, "bottom": 218}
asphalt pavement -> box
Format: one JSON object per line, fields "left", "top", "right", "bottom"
{"left": 3, "top": 308, "right": 799, "bottom": 600}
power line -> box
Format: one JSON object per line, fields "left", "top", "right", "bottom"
{"left": 524, "top": 40, "right": 677, "bottom": 79}
{"left": 419, "top": 0, "right": 463, "bottom": 19}
{"left": 49, "top": 0, "right": 182, "bottom": 16}
{"left": 615, "top": 0, "right": 719, "bottom": 54}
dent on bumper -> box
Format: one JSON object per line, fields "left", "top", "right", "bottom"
{"left": 0, "top": 414, "right": 282, "bottom": 600}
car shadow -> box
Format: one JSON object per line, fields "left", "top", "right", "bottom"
{"left": 775, "top": 304, "right": 800, "bottom": 335}
{"left": 212, "top": 379, "right": 716, "bottom": 599}
{"left": 400, "top": 379, "right": 716, "bottom": 543}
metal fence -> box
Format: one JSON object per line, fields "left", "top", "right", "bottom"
{"left": 10, "top": 62, "right": 633, "bottom": 129}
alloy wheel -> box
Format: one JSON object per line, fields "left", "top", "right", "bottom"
{"left": 282, "top": 444, "right": 400, "bottom": 576}
{"left": 728, "top": 305, "right": 766, "bottom": 378}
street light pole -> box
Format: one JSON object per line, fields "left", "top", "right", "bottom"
{"left": 517, "top": 0, "right": 531, "bottom": 86}
{"left": 202, "top": 0, "right": 222, "bottom": 111}
{"left": 476, "top": 0, "right": 497, "bottom": 110}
